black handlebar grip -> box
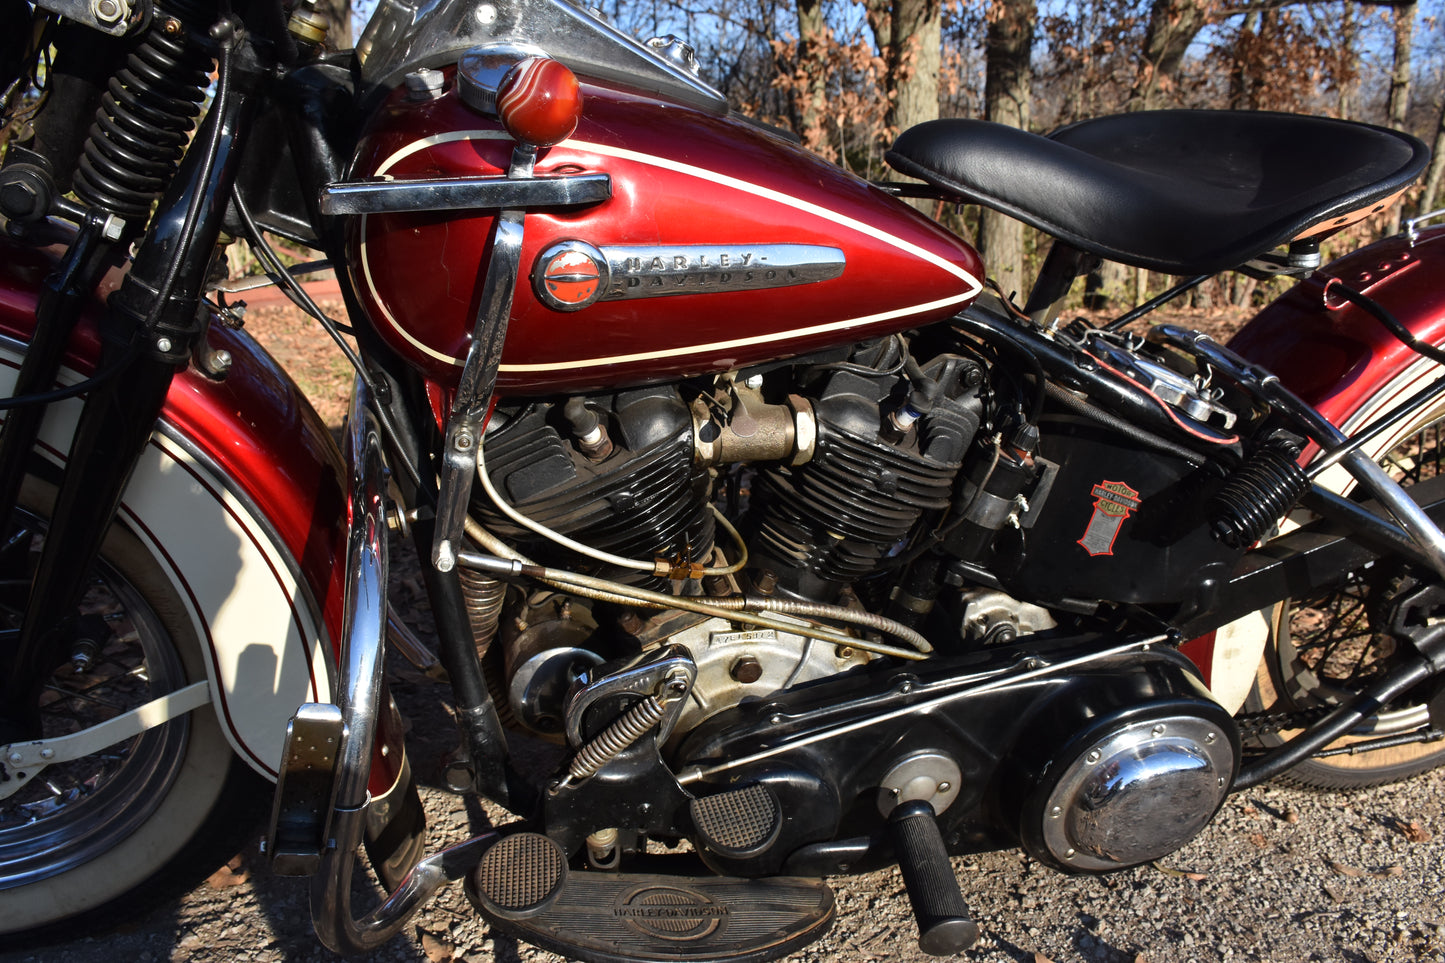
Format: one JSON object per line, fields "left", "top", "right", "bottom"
{"left": 888, "top": 799, "right": 980, "bottom": 955}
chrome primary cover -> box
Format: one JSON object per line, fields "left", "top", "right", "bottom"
{"left": 1034, "top": 714, "right": 1235, "bottom": 872}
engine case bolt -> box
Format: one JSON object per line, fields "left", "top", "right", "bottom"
{"left": 729, "top": 655, "right": 763, "bottom": 684}
{"left": 155, "top": 337, "right": 172, "bottom": 353}
{"left": 1086, "top": 749, "right": 1102, "bottom": 763}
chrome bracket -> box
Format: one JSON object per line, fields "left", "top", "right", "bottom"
{"left": 33, "top": 0, "right": 134, "bottom": 36}
{"left": 432, "top": 147, "right": 537, "bottom": 573}
{"left": 563, "top": 643, "right": 697, "bottom": 749}
{"left": 319, "top": 173, "right": 610, "bottom": 216}
{"left": 0, "top": 679, "right": 210, "bottom": 801}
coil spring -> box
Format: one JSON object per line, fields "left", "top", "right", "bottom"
{"left": 72, "top": 12, "right": 211, "bottom": 222}
{"left": 1208, "top": 443, "right": 1309, "bottom": 549}
{"left": 566, "top": 694, "right": 667, "bottom": 783}
{"left": 458, "top": 567, "right": 506, "bottom": 656}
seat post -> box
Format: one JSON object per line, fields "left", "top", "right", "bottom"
{"left": 1022, "top": 241, "right": 1099, "bottom": 327}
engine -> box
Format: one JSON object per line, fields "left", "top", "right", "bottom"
{"left": 461, "top": 317, "right": 1255, "bottom": 878}
{"left": 467, "top": 335, "right": 987, "bottom": 741}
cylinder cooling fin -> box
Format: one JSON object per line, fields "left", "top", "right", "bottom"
{"left": 474, "top": 387, "right": 714, "bottom": 586}
{"left": 744, "top": 351, "right": 982, "bottom": 601}
{"left": 750, "top": 423, "right": 960, "bottom": 599}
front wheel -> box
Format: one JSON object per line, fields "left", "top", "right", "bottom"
{"left": 0, "top": 476, "right": 266, "bottom": 945}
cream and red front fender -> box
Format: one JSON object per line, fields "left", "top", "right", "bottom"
{"left": 0, "top": 238, "right": 363, "bottom": 782}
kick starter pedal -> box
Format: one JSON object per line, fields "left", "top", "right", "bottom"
{"left": 888, "top": 799, "right": 979, "bottom": 955}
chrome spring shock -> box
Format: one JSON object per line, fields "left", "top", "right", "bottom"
{"left": 565, "top": 694, "right": 668, "bottom": 784}
{"left": 555, "top": 669, "right": 690, "bottom": 790}
{"left": 72, "top": 5, "right": 212, "bottom": 223}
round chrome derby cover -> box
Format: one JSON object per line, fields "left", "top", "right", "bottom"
{"left": 1040, "top": 715, "right": 1235, "bottom": 871}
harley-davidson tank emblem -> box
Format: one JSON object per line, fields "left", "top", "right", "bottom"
{"left": 1077, "top": 479, "right": 1141, "bottom": 557}
{"left": 539, "top": 246, "right": 604, "bottom": 306}
{"left": 533, "top": 241, "right": 845, "bottom": 311}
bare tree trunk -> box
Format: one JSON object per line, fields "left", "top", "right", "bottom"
{"left": 1336, "top": 3, "right": 1356, "bottom": 119}
{"left": 795, "top": 0, "right": 829, "bottom": 152}
{"left": 864, "top": 0, "right": 942, "bottom": 136}
{"left": 1229, "top": 10, "right": 1261, "bottom": 110}
{"left": 1386, "top": 1, "right": 1415, "bottom": 234}
{"left": 1420, "top": 98, "right": 1445, "bottom": 216}
{"left": 978, "top": 0, "right": 1035, "bottom": 301}
{"left": 1130, "top": 0, "right": 1210, "bottom": 110}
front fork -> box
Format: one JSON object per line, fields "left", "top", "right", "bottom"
{"left": 0, "top": 27, "right": 262, "bottom": 738}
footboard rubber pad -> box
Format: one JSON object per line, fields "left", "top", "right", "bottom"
{"left": 468, "top": 861, "right": 835, "bottom": 963}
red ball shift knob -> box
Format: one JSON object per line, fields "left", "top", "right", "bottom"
{"left": 496, "top": 57, "right": 582, "bottom": 148}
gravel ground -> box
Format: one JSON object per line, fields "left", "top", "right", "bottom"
{"left": 4, "top": 634, "right": 1443, "bottom": 963}
{"left": 2, "top": 766, "right": 1442, "bottom": 962}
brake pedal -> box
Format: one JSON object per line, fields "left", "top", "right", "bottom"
{"left": 888, "top": 799, "right": 979, "bottom": 955}
{"left": 471, "top": 832, "right": 569, "bottom": 919}
{"left": 689, "top": 783, "right": 783, "bottom": 858}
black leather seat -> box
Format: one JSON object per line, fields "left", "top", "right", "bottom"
{"left": 886, "top": 111, "right": 1429, "bottom": 275}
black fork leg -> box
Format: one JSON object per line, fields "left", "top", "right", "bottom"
{"left": 0, "top": 29, "right": 262, "bottom": 740}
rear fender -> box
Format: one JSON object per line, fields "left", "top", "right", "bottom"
{"left": 1184, "top": 225, "right": 1445, "bottom": 708}
{"left": 0, "top": 240, "right": 406, "bottom": 794}
{"left": 1228, "top": 226, "right": 1445, "bottom": 428}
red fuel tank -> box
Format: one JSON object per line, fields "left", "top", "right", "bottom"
{"left": 347, "top": 77, "right": 985, "bottom": 395}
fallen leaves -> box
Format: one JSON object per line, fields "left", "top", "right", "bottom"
{"left": 1151, "top": 861, "right": 1207, "bottom": 880}
{"left": 1248, "top": 833, "right": 1269, "bottom": 849}
{"left": 204, "top": 853, "right": 249, "bottom": 889}
{"left": 1384, "top": 817, "right": 1433, "bottom": 843}
{"left": 1325, "top": 859, "right": 1404, "bottom": 879}
{"left": 419, "top": 928, "right": 455, "bottom": 963}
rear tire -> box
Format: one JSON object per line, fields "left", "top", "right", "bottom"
{"left": 0, "top": 476, "right": 266, "bottom": 945}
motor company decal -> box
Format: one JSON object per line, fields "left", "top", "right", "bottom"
{"left": 533, "top": 241, "right": 846, "bottom": 311}
{"left": 1077, "top": 479, "right": 1141, "bottom": 556}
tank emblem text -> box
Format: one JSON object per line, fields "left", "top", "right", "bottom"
{"left": 533, "top": 241, "right": 845, "bottom": 311}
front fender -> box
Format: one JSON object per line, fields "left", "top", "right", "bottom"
{"left": 0, "top": 237, "right": 349, "bottom": 778}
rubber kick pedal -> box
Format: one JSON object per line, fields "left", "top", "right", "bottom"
{"left": 888, "top": 799, "right": 980, "bottom": 955}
